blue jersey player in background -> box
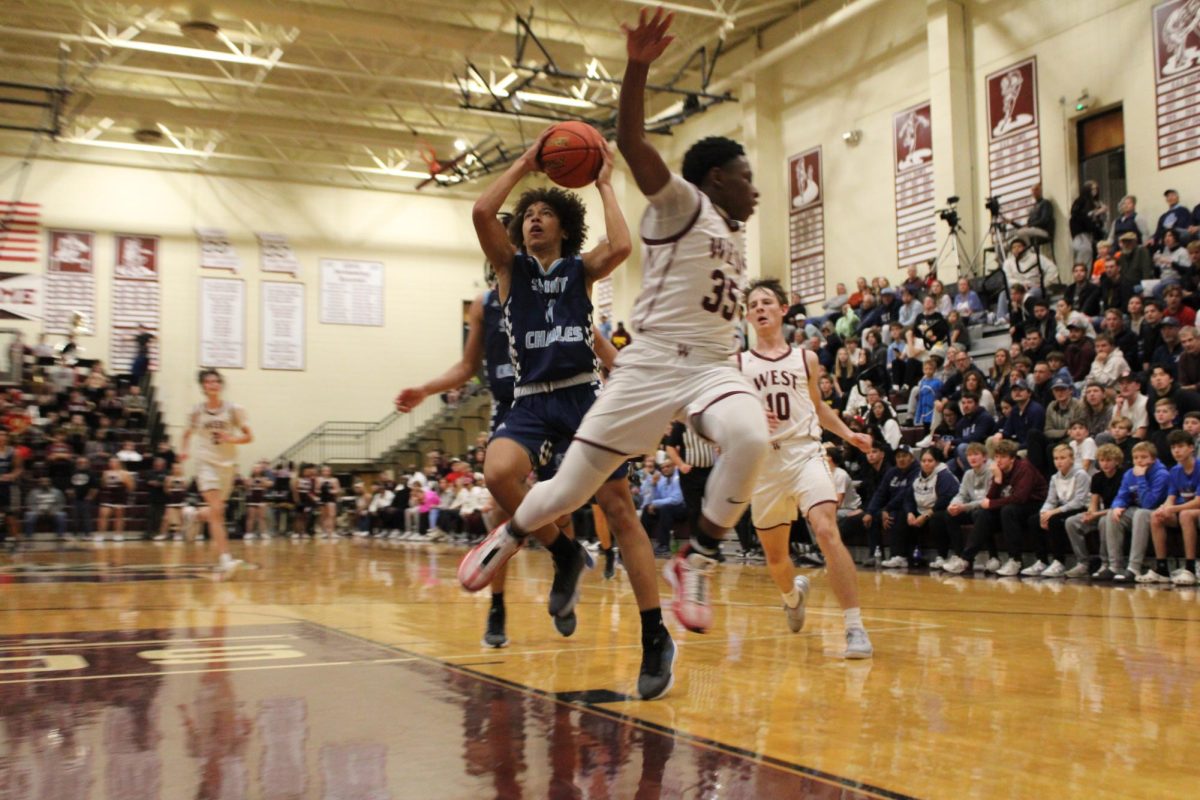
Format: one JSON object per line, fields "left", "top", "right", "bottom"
{"left": 396, "top": 276, "right": 619, "bottom": 648}
{"left": 456, "top": 127, "right": 677, "bottom": 700}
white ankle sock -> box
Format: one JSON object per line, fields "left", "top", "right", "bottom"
{"left": 782, "top": 588, "right": 800, "bottom": 608}
{"left": 844, "top": 607, "right": 863, "bottom": 630}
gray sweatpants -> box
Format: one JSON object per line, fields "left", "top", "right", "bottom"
{"left": 1100, "top": 508, "right": 1153, "bottom": 573}
{"left": 1064, "top": 512, "right": 1108, "bottom": 567}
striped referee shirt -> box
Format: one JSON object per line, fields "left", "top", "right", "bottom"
{"left": 668, "top": 422, "right": 715, "bottom": 468}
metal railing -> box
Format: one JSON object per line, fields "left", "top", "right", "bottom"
{"left": 278, "top": 399, "right": 445, "bottom": 465}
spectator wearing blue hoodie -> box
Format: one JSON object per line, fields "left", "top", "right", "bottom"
{"left": 1098, "top": 440, "right": 1170, "bottom": 582}
{"left": 886, "top": 448, "right": 959, "bottom": 569}
{"left": 992, "top": 378, "right": 1045, "bottom": 448}
{"left": 861, "top": 445, "right": 919, "bottom": 568}
{"left": 944, "top": 392, "right": 994, "bottom": 472}
{"left": 858, "top": 287, "right": 900, "bottom": 342}
{"left": 912, "top": 358, "right": 943, "bottom": 428}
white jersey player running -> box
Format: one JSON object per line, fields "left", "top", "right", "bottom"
{"left": 742, "top": 279, "right": 873, "bottom": 658}
{"left": 181, "top": 369, "right": 252, "bottom": 576}
{"left": 459, "top": 8, "right": 771, "bottom": 648}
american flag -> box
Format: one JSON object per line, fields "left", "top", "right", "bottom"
{"left": 0, "top": 201, "right": 41, "bottom": 263}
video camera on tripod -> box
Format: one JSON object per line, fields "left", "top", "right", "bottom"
{"left": 932, "top": 193, "right": 1014, "bottom": 281}
{"left": 935, "top": 196, "right": 962, "bottom": 231}
{"left": 984, "top": 194, "right": 1003, "bottom": 218}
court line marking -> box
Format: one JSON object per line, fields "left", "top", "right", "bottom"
{"left": 309, "top": 621, "right": 917, "bottom": 800}
{"left": 0, "top": 634, "right": 299, "bottom": 652}
{"left": 417, "top": 623, "right": 937, "bottom": 662}
{"left": 0, "top": 656, "right": 417, "bottom": 685}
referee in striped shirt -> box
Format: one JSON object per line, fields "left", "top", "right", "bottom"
{"left": 665, "top": 421, "right": 715, "bottom": 537}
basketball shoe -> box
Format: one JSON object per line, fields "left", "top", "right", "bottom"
{"left": 482, "top": 604, "right": 508, "bottom": 648}
{"left": 784, "top": 575, "right": 810, "bottom": 633}
{"left": 458, "top": 522, "right": 525, "bottom": 591}
{"left": 844, "top": 628, "right": 874, "bottom": 659}
{"left": 553, "top": 609, "right": 577, "bottom": 637}
{"left": 663, "top": 545, "right": 716, "bottom": 633}
{"left": 548, "top": 538, "right": 588, "bottom": 618}
{"left": 637, "top": 632, "right": 676, "bottom": 701}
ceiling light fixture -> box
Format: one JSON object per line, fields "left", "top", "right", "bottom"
{"left": 514, "top": 91, "right": 594, "bottom": 109}
{"left": 346, "top": 165, "right": 433, "bottom": 179}
{"left": 62, "top": 138, "right": 433, "bottom": 180}
{"left": 98, "top": 35, "right": 275, "bottom": 66}
{"left": 63, "top": 138, "right": 206, "bottom": 156}
{"left": 492, "top": 72, "right": 519, "bottom": 94}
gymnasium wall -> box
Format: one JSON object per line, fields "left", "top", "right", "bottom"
{"left": 656, "top": 0, "right": 1198, "bottom": 297}
{"left": 5, "top": 0, "right": 1192, "bottom": 463}
{"left": 1, "top": 157, "right": 489, "bottom": 461}
{"left": 1, "top": 156, "right": 644, "bottom": 463}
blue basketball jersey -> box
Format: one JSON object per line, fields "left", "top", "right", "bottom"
{"left": 504, "top": 253, "right": 596, "bottom": 388}
{"left": 482, "top": 289, "right": 515, "bottom": 403}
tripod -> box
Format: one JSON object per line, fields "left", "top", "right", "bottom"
{"left": 934, "top": 219, "right": 976, "bottom": 277}
{"left": 934, "top": 213, "right": 1012, "bottom": 283}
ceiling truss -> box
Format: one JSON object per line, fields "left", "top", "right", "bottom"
{"left": 0, "top": 0, "right": 805, "bottom": 193}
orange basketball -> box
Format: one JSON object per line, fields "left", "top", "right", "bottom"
{"left": 538, "top": 121, "right": 605, "bottom": 189}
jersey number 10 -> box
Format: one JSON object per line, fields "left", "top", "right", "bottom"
{"left": 765, "top": 392, "right": 791, "bottom": 420}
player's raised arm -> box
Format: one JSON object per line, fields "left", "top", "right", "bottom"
{"left": 472, "top": 129, "right": 552, "bottom": 296}
{"left": 583, "top": 143, "right": 633, "bottom": 284}
{"left": 617, "top": 8, "right": 675, "bottom": 197}
{"left": 396, "top": 294, "right": 486, "bottom": 412}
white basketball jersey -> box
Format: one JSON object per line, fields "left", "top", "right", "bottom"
{"left": 630, "top": 175, "right": 747, "bottom": 358}
{"left": 740, "top": 347, "right": 822, "bottom": 443}
{"left": 188, "top": 401, "right": 245, "bottom": 467}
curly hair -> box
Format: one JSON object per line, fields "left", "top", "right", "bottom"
{"left": 682, "top": 136, "right": 746, "bottom": 187}
{"left": 746, "top": 277, "right": 788, "bottom": 307}
{"left": 506, "top": 188, "right": 588, "bottom": 257}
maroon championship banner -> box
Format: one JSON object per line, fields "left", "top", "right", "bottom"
{"left": 111, "top": 234, "right": 160, "bottom": 372}
{"left": 1154, "top": 0, "right": 1200, "bottom": 169}
{"left": 893, "top": 102, "right": 937, "bottom": 269}
{"left": 986, "top": 57, "right": 1041, "bottom": 223}
{"left": 787, "top": 146, "right": 825, "bottom": 304}
{"left": 45, "top": 229, "right": 96, "bottom": 333}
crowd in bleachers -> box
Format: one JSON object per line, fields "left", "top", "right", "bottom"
{"left": 768, "top": 187, "right": 1200, "bottom": 586}
{"left": 0, "top": 344, "right": 164, "bottom": 549}
{"left": 15, "top": 188, "right": 1200, "bottom": 591}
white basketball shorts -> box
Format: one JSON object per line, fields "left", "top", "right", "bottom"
{"left": 572, "top": 338, "right": 758, "bottom": 457}
{"left": 751, "top": 437, "right": 837, "bottom": 528}
{"left": 196, "top": 461, "right": 235, "bottom": 500}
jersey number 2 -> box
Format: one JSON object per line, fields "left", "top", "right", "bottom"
{"left": 700, "top": 269, "right": 737, "bottom": 320}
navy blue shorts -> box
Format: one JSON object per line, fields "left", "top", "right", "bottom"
{"left": 489, "top": 397, "right": 513, "bottom": 438}
{"left": 494, "top": 383, "right": 629, "bottom": 482}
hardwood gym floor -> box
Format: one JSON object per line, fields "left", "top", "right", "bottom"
{"left": 1, "top": 540, "right": 1197, "bottom": 798}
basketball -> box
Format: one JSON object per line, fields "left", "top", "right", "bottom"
{"left": 538, "top": 121, "right": 605, "bottom": 188}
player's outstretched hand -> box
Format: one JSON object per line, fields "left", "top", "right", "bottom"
{"left": 395, "top": 387, "right": 427, "bottom": 413}
{"left": 596, "top": 140, "right": 615, "bottom": 188}
{"left": 621, "top": 7, "right": 675, "bottom": 65}
{"left": 848, "top": 431, "right": 873, "bottom": 454}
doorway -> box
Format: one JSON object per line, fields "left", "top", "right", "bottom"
{"left": 1077, "top": 107, "right": 1125, "bottom": 233}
